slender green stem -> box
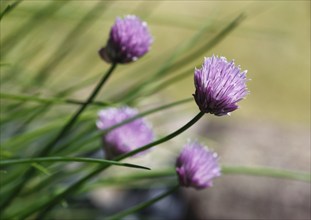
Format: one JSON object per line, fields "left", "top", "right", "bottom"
{"left": 39, "top": 63, "right": 117, "bottom": 157}
{"left": 83, "top": 169, "right": 176, "bottom": 191}
{"left": 0, "top": 157, "right": 150, "bottom": 170}
{"left": 116, "top": 111, "right": 205, "bottom": 160}
{"left": 120, "top": 13, "right": 245, "bottom": 103}
{"left": 27, "top": 112, "right": 205, "bottom": 219}
{"left": 222, "top": 166, "right": 311, "bottom": 182}
{"left": 50, "top": 98, "right": 192, "bottom": 156}
{"left": 106, "top": 185, "right": 179, "bottom": 220}
{"left": 0, "top": 63, "right": 117, "bottom": 211}
{"left": 101, "top": 97, "right": 193, "bottom": 134}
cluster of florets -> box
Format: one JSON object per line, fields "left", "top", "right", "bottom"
{"left": 99, "top": 15, "right": 153, "bottom": 64}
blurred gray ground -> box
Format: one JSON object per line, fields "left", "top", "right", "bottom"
{"left": 183, "top": 119, "right": 311, "bottom": 220}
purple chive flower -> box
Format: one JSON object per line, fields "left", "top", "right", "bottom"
{"left": 96, "top": 107, "right": 154, "bottom": 159}
{"left": 176, "top": 142, "right": 221, "bottom": 190}
{"left": 194, "top": 55, "right": 248, "bottom": 116}
{"left": 99, "top": 15, "right": 153, "bottom": 64}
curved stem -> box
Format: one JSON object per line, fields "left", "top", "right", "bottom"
{"left": 116, "top": 111, "right": 205, "bottom": 160}
{"left": 25, "top": 112, "right": 204, "bottom": 219}
{"left": 101, "top": 97, "right": 193, "bottom": 135}
{"left": 0, "top": 63, "right": 117, "bottom": 211}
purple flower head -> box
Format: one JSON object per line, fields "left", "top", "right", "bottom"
{"left": 99, "top": 15, "right": 153, "bottom": 64}
{"left": 176, "top": 142, "right": 221, "bottom": 190}
{"left": 194, "top": 55, "right": 249, "bottom": 116}
{"left": 97, "top": 106, "right": 154, "bottom": 159}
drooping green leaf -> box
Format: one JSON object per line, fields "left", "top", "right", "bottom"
{"left": 0, "top": 156, "right": 150, "bottom": 170}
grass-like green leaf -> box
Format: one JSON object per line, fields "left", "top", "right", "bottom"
{"left": 31, "top": 163, "right": 51, "bottom": 176}
{"left": 0, "top": 156, "right": 150, "bottom": 170}
{"left": 51, "top": 98, "right": 193, "bottom": 156}
{"left": 222, "top": 165, "right": 311, "bottom": 182}
{"left": 33, "top": 1, "right": 113, "bottom": 84}
{"left": 82, "top": 169, "right": 176, "bottom": 192}
{"left": 105, "top": 185, "right": 179, "bottom": 220}
{"left": 120, "top": 13, "right": 245, "bottom": 104}
{"left": 83, "top": 166, "right": 311, "bottom": 194}
{"left": 29, "top": 112, "right": 205, "bottom": 219}
{"left": 0, "top": 92, "right": 112, "bottom": 106}
{"left": 1, "top": 1, "right": 70, "bottom": 54}
{"left": 0, "top": 0, "right": 23, "bottom": 21}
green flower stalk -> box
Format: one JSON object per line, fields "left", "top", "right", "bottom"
{"left": 1, "top": 14, "right": 155, "bottom": 211}
{"left": 29, "top": 55, "right": 250, "bottom": 218}
{"left": 0, "top": 63, "right": 117, "bottom": 211}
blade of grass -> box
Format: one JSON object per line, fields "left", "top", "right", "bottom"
{"left": 83, "top": 168, "right": 175, "bottom": 191}
{"left": 222, "top": 166, "right": 311, "bottom": 182}
{"left": 125, "top": 67, "right": 193, "bottom": 104}
{"left": 0, "top": 0, "right": 23, "bottom": 21}
{"left": 0, "top": 93, "right": 112, "bottom": 106}
{"left": 144, "top": 67, "right": 193, "bottom": 98}
{"left": 84, "top": 166, "right": 311, "bottom": 192}
{"left": 33, "top": 1, "right": 112, "bottom": 84}
{"left": 105, "top": 185, "right": 179, "bottom": 220}
{"left": 34, "top": 112, "right": 204, "bottom": 218}
{"left": 1, "top": 1, "right": 71, "bottom": 54}
{"left": 165, "top": 13, "right": 246, "bottom": 74}
{"left": 0, "top": 102, "right": 36, "bottom": 125}
{"left": 31, "top": 163, "right": 51, "bottom": 176}
{"left": 1, "top": 117, "right": 67, "bottom": 149}
{"left": 118, "top": 13, "right": 245, "bottom": 103}
{"left": 52, "top": 98, "right": 193, "bottom": 155}
{"left": 2, "top": 96, "right": 190, "bottom": 153}
{"left": 102, "top": 98, "right": 193, "bottom": 134}
{"left": 27, "top": 97, "right": 191, "bottom": 158}
{"left": 54, "top": 98, "right": 193, "bottom": 154}
{"left": 36, "top": 63, "right": 117, "bottom": 155}
{"left": 113, "top": 16, "right": 215, "bottom": 102}
{"left": 0, "top": 63, "right": 117, "bottom": 210}
{"left": 116, "top": 112, "right": 205, "bottom": 160}
{"left": 13, "top": 162, "right": 310, "bottom": 220}
{"left": 0, "top": 95, "right": 192, "bottom": 155}
{"left": 131, "top": 0, "right": 163, "bottom": 19}
{"left": 2, "top": 98, "right": 192, "bottom": 216}
{"left": 0, "top": 156, "right": 150, "bottom": 170}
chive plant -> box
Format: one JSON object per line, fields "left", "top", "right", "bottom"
{"left": 0, "top": 1, "right": 309, "bottom": 220}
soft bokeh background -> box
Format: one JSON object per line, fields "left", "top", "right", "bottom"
{"left": 1, "top": 0, "right": 310, "bottom": 219}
